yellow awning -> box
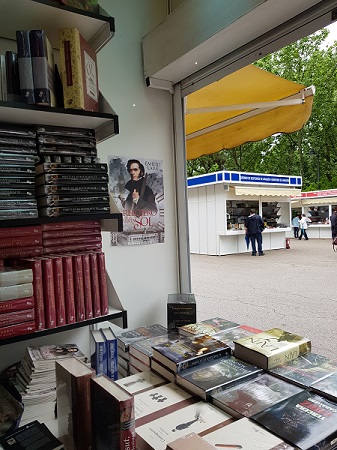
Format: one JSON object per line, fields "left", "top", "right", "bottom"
{"left": 185, "top": 65, "right": 314, "bottom": 160}
{"left": 235, "top": 187, "right": 301, "bottom": 197}
{"left": 297, "top": 198, "right": 337, "bottom": 205}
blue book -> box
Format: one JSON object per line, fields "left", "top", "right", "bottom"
{"left": 91, "top": 329, "right": 107, "bottom": 376}
{"left": 100, "top": 327, "right": 118, "bottom": 380}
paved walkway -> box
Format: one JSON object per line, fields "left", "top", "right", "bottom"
{"left": 190, "top": 238, "right": 336, "bottom": 361}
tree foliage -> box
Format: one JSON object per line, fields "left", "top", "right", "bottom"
{"left": 186, "top": 29, "right": 337, "bottom": 191}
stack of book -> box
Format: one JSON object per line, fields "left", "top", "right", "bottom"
{"left": 91, "top": 327, "right": 118, "bottom": 380}
{"left": 35, "top": 125, "right": 110, "bottom": 218}
{"left": 13, "top": 344, "right": 86, "bottom": 425}
{"left": 0, "top": 125, "right": 38, "bottom": 220}
{"left": 0, "top": 266, "right": 35, "bottom": 339}
{"left": 116, "top": 324, "right": 168, "bottom": 378}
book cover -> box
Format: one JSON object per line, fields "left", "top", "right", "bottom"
{"left": 134, "top": 382, "right": 196, "bottom": 428}
{"left": 212, "top": 324, "right": 263, "bottom": 351}
{"left": 233, "top": 328, "right": 312, "bottom": 370}
{"left": 0, "top": 246, "right": 42, "bottom": 259}
{"left": 97, "top": 252, "right": 109, "bottom": 315}
{"left": 0, "top": 235, "right": 41, "bottom": 249}
{"left": 5, "top": 51, "right": 21, "bottom": 102}
{"left": 211, "top": 372, "right": 303, "bottom": 418}
{"left": 0, "top": 296, "right": 34, "bottom": 314}
{"left": 81, "top": 252, "right": 93, "bottom": 320}
{"left": 136, "top": 400, "right": 234, "bottom": 450}
{"left": 90, "top": 375, "right": 136, "bottom": 450}
{"left": 0, "top": 420, "right": 63, "bottom": 450}
{"left": 0, "top": 283, "right": 33, "bottom": 302}
{"left": 268, "top": 352, "right": 337, "bottom": 388}
{"left": 59, "top": 27, "right": 99, "bottom": 112}
{"left": 41, "top": 258, "right": 56, "bottom": 329}
{"left": 167, "top": 293, "right": 196, "bottom": 333}
{"left": 29, "top": 30, "right": 56, "bottom": 106}
{"left": 72, "top": 254, "right": 85, "bottom": 321}
{"left": 178, "top": 317, "right": 239, "bottom": 337}
{"left": 0, "top": 267, "right": 33, "bottom": 286}
{"left": 16, "top": 30, "right": 35, "bottom": 104}
{"left": 56, "top": 358, "right": 95, "bottom": 450}
{"left": 166, "top": 433, "right": 216, "bottom": 450}
{"left": 0, "top": 308, "right": 34, "bottom": 328}
{"left": 129, "top": 333, "right": 180, "bottom": 366}
{"left": 61, "top": 255, "right": 76, "bottom": 324}
{"left": 0, "top": 225, "right": 41, "bottom": 238}
{"left": 49, "top": 256, "right": 66, "bottom": 327}
{"left": 89, "top": 252, "right": 101, "bottom": 317}
{"left": 115, "top": 371, "right": 166, "bottom": 395}
{"left": 41, "top": 220, "right": 100, "bottom": 231}
{"left": 0, "top": 321, "right": 35, "bottom": 339}
{"left": 203, "top": 417, "right": 295, "bottom": 450}
{"left": 100, "top": 327, "right": 118, "bottom": 380}
{"left": 311, "top": 371, "right": 337, "bottom": 403}
{"left": 176, "top": 355, "right": 263, "bottom": 400}
{"left": 21, "top": 258, "right": 45, "bottom": 331}
{"left": 152, "top": 334, "right": 231, "bottom": 373}
{"left": 91, "top": 329, "right": 107, "bottom": 376}
{"left": 251, "top": 390, "right": 337, "bottom": 449}
{"left": 42, "top": 227, "right": 101, "bottom": 239}
{"left": 116, "top": 324, "right": 168, "bottom": 352}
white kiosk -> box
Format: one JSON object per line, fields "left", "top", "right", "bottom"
{"left": 188, "top": 170, "right": 302, "bottom": 255}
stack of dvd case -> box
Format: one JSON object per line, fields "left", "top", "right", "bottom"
{"left": 0, "top": 124, "right": 38, "bottom": 220}
{"left": 35, "top": 125, "right": 110, "bottom": 218}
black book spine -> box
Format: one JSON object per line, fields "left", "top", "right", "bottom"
{"left": 5, "top": 51, "right": 21, "bottom": 102}
{"left": 16, "top": 30, "right": 35, "bottom": 104}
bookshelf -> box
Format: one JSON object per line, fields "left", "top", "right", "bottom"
{"left": 0, "top": 0, "right": 128, "bottom": 346}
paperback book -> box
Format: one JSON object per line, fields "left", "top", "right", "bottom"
{"left": 151, "top": 334, "right": 231, "bottom": 373}
{"left": 167, "top": 293, "right": 196, "bottom": 333}
{"left": 178, "top": 317, "right": 239, "bottom": 337}
{"left": 211, "top": 372, "right": 303, "bottom": 418}
{"left": 251, "top": 390, "right": 337, "bottom": 450}
{"left": 310, "top": 371, "right": 337, "bottom": 403}
{"left": 115, "top": 371, "right": 167, "bottom": 395}
{"left": 116, "top": 324, "right": 168, "bottom": 352}
{"left": 212, "top": 324, "right": 263, "bottom": 351}
{"left": 175, "top": 355, "right": 263, "bottom": 400}
{"left": 128, "top": 333, "right": 179, "bottom": 366}
{"left": 233, "top": 328, "right": 311, "bottom": 370}
{"left": 166, "top": 433, "right": 216, "bottom": 450}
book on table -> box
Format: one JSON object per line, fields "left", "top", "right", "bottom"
{"left": 268, "top": 352, "right": 337, "bottom": 388}
{"left": 90, "top": 328, "right": 107, "bottom": 376}
{"left": 150, "top": 359, "right": 176, "bottom": 383}
{"left": 166, "top": 293, "right": 196, "bottom": 333}
{"left": 212, "top": 324, "right": 263, "bottom": 351}
{"left": 211, "top": 372, "right": 303, "bottom": 418}
{"left": 128, "top": 332, "right": 179, "bottom": 366}
{"left": 175, "top": 355, "right": 263, "bottom": 401}
{"left": 136, "top": 400, "right": 234, "bottom": 450}
{"left": 233, "top": 328, "right": 311, "bottom": 370}
{"left": 115, "top": 370, "right": 167, "bottom": 395}
{"left": 151, "top": 334, "right": 231, "bottom": 373}
{"left": 55, "top": 357, "right": 95, "bottom": 450}
{"left": 310, "top": 371, "right": 337, "bottom": 403}
{"left": 178, "top": 317, "right": 239, "bottom": 337}
{"left": 166, "top": 432, "right": 216, "bottom": 450}
{"left": 134, "top": 382, "right": 197, "bottom": 427}
{"left": 251, "top": 390, "right": 337, "bottom": 450}
{"left": 203, "top": 417, "right": 295, "bottom": 450}
{"left": 116, "top": 323, "right": 168, "bottom": 352}
{"left": 100, "top": 326, "right": 118, "bottom": 380}
{"left": 90, "top": 375, "right": 136, "bottom": 450}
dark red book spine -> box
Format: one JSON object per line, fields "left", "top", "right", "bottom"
{"left": 41, "top": 258, "right": 56, "bottom": 329}
{"left": 43, "top": 242, "right": 101, "bottom": 255}
{"left": 0, "top": 321, "right": 36, "bottom": 339}
{"left": 89, "top": 252, "right": 101, "bottom": 317}
{"left": 0, "top": 296, "right": 34, "bottom": 314}
{"left": 81, "top": 253, "right": 93, "bottom": 320}
{"left": 41, "top": 220, "right": 100, "bottom": 231}
{"left": 0, "top": 308, "right": 35, "bottom": 327}
{"left": 50, "top": 256, "right": 66, "bottom": 326}
{"left": 0, "top": 247, "right": 43, "bottom": 259}
{"left": 0, "top": 235, "right": 43, "bottom": 249}
{"left": 0, "top": 225, "right": 42, "bottom": 238}
{"left": 43, "top": 235, "right": 102, "bottom": 247}
{"left": 72, "top": 254, "right": 85, "bottom": 322}
{"left": 42, "top": 227, "right": 101, "bottom": 239}
{"left": 21, "top": 258, "right": 45, "bottom": 331}
{"left": 97, "top": 252, "right": 109, "bottom": 316}
{"left": 61, "top": 255, "right": 76, "bottom": 324}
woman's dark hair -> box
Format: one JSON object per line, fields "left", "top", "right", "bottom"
{"left": 127, "top": 159, "right": 145, "bottom": 177}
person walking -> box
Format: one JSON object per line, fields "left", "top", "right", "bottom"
{"left": 245, "top": 208, "right": 265, "bottom": 256}
{"left": 292, "top": 214, "right": 300, "bottom": 239}
{"left": 298, "top": 214, "right": 310, "bottom": 240}
{"left": 330, "top": 208, "right": 337, "bottom": 240}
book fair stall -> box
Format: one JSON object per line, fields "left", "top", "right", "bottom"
{"left": 188, "top": 170, "right": 302, "bottom": 255}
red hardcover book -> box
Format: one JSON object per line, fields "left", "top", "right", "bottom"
{"left": 0, "top": 235, "right": 42, "bottom": 249}
{"left": 41, "top": 258, "right": 57, "bottom": 329}
{"left": 97, "top": 252, "right": 109, "bottom": 315}
{"left": 81, "top": 252, "right": 93, "bottom": 320}
{"left": 61, "top": 255, "right": 76, "bottom": 324}
{"left": 72, "top": 254, "right": 85, "bottom": 322}
{"left": 21, "top": 258, "right": 45, "bottom": 331}
{"left": 0, "top": 308, "right": 35, "bottom": 327}
{"left": 43, "top": 242, "right": 101, "bottom": 255}
{"left": 43, "top": 234, "right": 102, "bottom": 247}
{"left": 0, "top": 247, "right": 43, "bottom": 259}
{"left": 0, "top": 296, "right": 34, "bottom": 314}
{"left": 42, "top": 227, "right": 101, "bottom": 239}
{"left": 41, "top": 220, "right": 100, "bottom": 231}
{"left": 0, "top": 225, "right": 42, "bottom": 238}
{"left": 89, "top": 252, "right": 101, "bottom": 317}
{"left": 0, "top": 321, "right": 36, "bottom": 339}
{"left": 49, "top": 255, "right": 66, "bottom": 327}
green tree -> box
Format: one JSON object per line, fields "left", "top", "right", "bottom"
{"left": 187, "top": 29, "right": 337, "bottom": 191}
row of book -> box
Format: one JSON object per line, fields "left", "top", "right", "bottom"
{"left": 1, "top": 26, "right": 99, "bottom": 113}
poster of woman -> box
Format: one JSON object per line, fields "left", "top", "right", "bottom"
{"left": 108, "top": 156, "right": 164, "bottom": 246}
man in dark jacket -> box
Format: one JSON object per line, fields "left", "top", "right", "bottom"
{"left": 330, "top": 208, "right": 337, "bottom": 239}
{"left": 245, "top": 208, "right": 265, "bottom": 256}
